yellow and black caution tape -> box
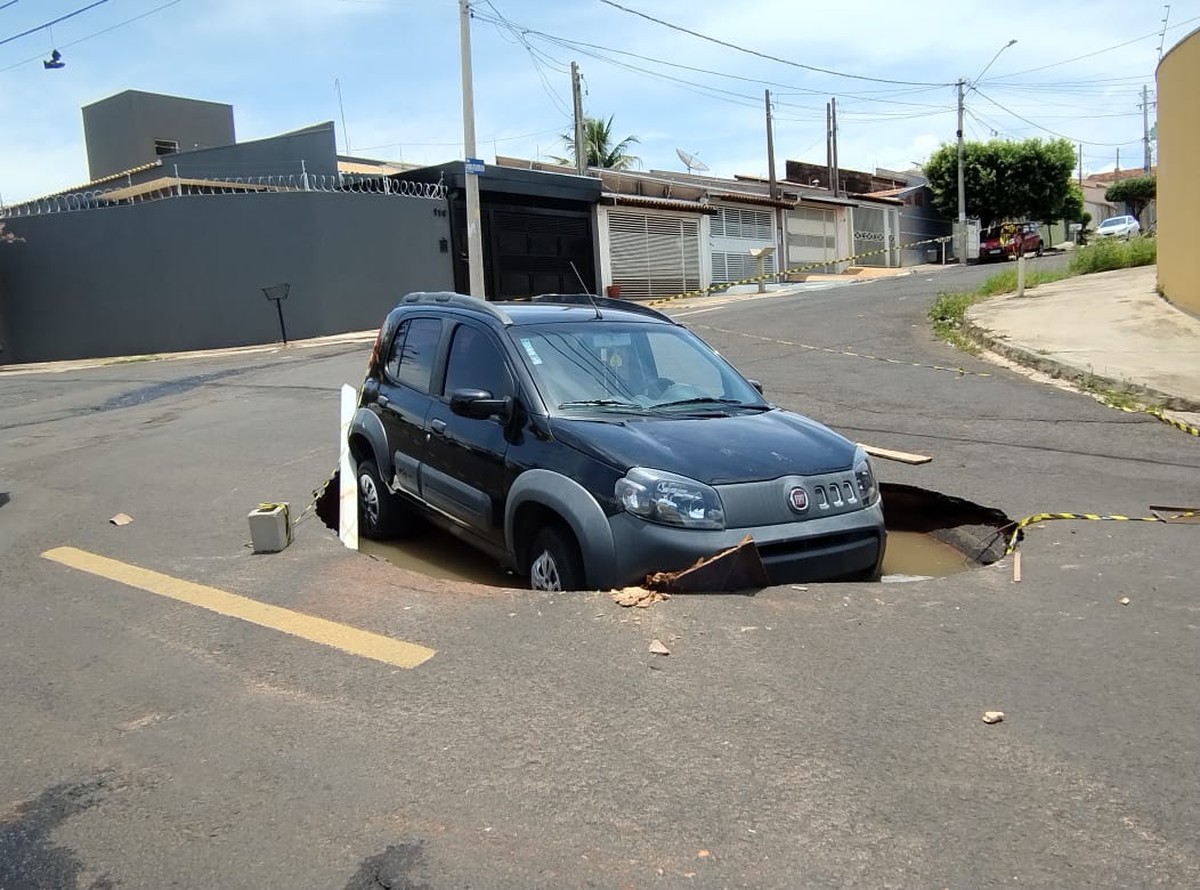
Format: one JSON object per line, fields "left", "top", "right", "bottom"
{"left": 1131, "top": 405, "right": 1200, "bottom": 438}
{"left": 697, "top": 325, "right": 994, "bottom": 379}
{"left": 647, "top": 235, "right": 954, "bottom": 307}
{"left": 1004, "top": 509, "right": 1197, "bottom": 555}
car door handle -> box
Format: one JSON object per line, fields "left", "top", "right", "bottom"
{"left": 430, "top": 418, "right": 447, "bottom": 435}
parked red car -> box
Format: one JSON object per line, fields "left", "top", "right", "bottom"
{"left": 979, "top": 222, "right": 1043, "bottom": 261}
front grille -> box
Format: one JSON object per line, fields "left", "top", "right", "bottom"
{"left": 811, "top": 479, "right": 859, "bottom": 511}
{"left": 755, "top": 529, "right": 882, "bottom": 583}
{"left": 757, "top": 528, "right": 878, "bottom": 560}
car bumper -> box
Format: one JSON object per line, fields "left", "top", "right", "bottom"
{"left": 604, "top": 501, "right": 886, "bottom": 588}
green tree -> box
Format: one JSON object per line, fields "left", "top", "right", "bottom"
{"left": 923, "top": 137, "right": 1079, "bottom": 226}
{"left": 1105, "top": 175, "right": 1156, "bottom": 221}
{"left": 552, "top": 115, "right": 640, "bottom": 170}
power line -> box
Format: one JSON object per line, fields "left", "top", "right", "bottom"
{"left": 0, "top": 0, "right": 109, "bottom": 48}
{"left": 986, "top": 13, "right": 1200, "bottom": 80}
{"left": 472, "top": 6, "right": 956, "bottom": 121}
{"left": 0, "top": 0, "right": 185, "bottom": 72}
{"left": 595, "top": 0, "right": 952, "bottom": 87}
{"left": 974, "top": 88, "right": 1140, "bottom": 148}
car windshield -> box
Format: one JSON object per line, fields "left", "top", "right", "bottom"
{"left": 509, "top": 320, "right": 768, "bottom": 414}
{"left": 1099, "top": 217, "right": 1126, "bottom": 228}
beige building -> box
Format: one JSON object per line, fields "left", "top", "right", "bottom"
{"left": 1157, "top": 26, "right": 1200, "bottom": 314}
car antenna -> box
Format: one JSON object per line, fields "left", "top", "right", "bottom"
{"left": 569, "top": 260, "right": 602, "bottom": 319}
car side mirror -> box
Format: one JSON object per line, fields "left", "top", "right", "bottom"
{"left": 747, "top": 379, "right": 764, "bottom": 395}
{"left": 450, "top": 387, "right": 514, "bottom": 422}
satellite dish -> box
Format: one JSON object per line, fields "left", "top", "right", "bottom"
{"left": 676, "top": 148, "right": 710, "bottom": 174}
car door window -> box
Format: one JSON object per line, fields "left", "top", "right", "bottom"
{"left": 443, "top": 324, "right": 514, "bottom": 399}
{"left": 387, "top": 317, "right": 441, "bottom": 394}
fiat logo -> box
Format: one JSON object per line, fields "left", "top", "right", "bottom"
{"left": 787, "top": 486, "right": 809, "bottom": 512}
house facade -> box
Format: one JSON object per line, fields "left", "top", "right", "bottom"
{"left": 1157, "top": 25, "right": 1199, "bottom": 314}
{"left": 0, "top": 93, "right": 452, "bottom": 364}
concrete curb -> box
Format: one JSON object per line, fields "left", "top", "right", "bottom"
{"left": 961, "top": 318, "right": 1200, "bottom": 414}
{"left": 0, "top": 330, "right": 377, "bottom": 376}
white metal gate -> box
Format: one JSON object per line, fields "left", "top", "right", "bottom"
{"left": 711, "top": 206, "right": 776, "bottom": 283}
{"left": 609, "top": 210, "right": 701, "bottom": 300}
{"left": 786, "top": 205, "right": 837, "bottom": 272}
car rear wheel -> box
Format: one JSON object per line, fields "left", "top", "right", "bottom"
{"left": 1035, "top": 241, "right": 1044, "bottom": 257}
{"left": 356, "top": 459, "right": 409, "bottom": 539}
{"left": 527, "top": 525, "right": 586, "bottom": 592}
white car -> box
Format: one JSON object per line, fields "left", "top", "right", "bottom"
{"left": 1095, "top": 215, "right": 1141, "bottom": 239}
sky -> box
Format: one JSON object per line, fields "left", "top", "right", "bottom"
{"left": 0, "top": 0, "right": 1195, "bottom": 204}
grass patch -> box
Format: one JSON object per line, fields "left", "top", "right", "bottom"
{"left": 928, "top": 289, "right": 985, "bottom": 353}
{"left": 1078, "top": 373, "right": 1143, "bottom": 411}
{"left": 975, "top": 265, "right": 1071, "bottom": 297}
{"left": 1068, "top": 236, "right": 1156, "bottom": 275}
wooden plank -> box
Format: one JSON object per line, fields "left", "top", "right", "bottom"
{"left": 858, "top": 443, "right": 933, "bottom": 465}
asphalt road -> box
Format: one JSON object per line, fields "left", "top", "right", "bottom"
{"left": 2, "top": 256, "right": 1199, "bottom": 888}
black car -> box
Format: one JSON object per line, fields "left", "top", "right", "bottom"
{"left": 349, "top": 292, "right": 885, "bottom": 591}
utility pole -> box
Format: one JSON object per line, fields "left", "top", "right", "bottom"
{"left": 458, "top": 0, "right": 485, "bottom": 297}
{"left": 1141, "top": 84, "right": 1153, "bottom": 172}
{"left": 825, "top": 101, "right": 833, "bottom": 190}
{"left": 571, "top": 61, "right": 587, "bottom": 175}
{"left": 766, "top": 89, "right": 782, "bottom": 278}
{"left": 1078, "top": 143, "right": 1083, "bottom": 187}
{"left": 956, "top": 79, "right": 967, "bottom": 265}
{"left": 830, "top": 97, "right": 840, "bottom": 197}
{"left": 1115, "top": 147, "right": 1120, "bottom": 182}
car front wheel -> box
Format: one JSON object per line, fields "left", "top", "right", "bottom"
{"left": 527, "top": 525, "right": 586, "bottom": 592}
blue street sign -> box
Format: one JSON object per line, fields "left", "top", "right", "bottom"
{"left": 465, "top": 158, "right": 485, "bottom": 175}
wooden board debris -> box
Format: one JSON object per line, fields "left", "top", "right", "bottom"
{"left": 858, "top": 443, "right": 933, "bottom": 465}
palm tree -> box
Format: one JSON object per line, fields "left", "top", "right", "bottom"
{"left": 552, "top": 115, "right": 640, "bottom": 170}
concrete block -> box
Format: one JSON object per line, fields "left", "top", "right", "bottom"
{"left": 248, "top": 502, "right": 291, "bottom": 553}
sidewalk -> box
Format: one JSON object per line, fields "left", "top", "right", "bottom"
{"left": 965, "top": 264, "right": 1200, "bottom": 415}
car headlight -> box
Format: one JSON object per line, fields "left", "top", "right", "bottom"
{"left": 853, "top": 447, "right": 880, "bottom": 506}
{"left": 615, "top": 467, "right": 725, "bottom": 530}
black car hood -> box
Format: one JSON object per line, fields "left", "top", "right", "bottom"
{"left": 547, "top": 408, "right": 856, "bottom": 485}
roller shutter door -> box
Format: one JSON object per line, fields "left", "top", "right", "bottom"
{"left": 609, "top": 211, "right": 701, "bottom": 300}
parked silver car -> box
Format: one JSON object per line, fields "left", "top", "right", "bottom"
{"left": 1095, "top": 215, "right": 1141, "bottom": 239}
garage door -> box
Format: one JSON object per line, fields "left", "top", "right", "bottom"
{"left": 786, "top": 206, "right": 837, "bottom": 273}
{"left": 488, "top": 208, "right": 594, "bottom": 299}
{"left": 609, "top": 211, "right": 701, "bottom": 300}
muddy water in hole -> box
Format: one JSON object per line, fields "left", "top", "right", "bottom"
{"left": 358, "top": 527, "right": 972, "bottom": 586}
{"left": 880, "top": 531, "right": 972, "bottom": 578}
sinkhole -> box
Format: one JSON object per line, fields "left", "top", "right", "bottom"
{"left": 314, "top": 476, "right": 1009, "bottom": 588}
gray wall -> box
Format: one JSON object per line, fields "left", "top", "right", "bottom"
{"left": 0, "top": 191, "right": 453, "bottom": 364}
{"left": 83, "top": 90, "right": 236, "bottom": 180}
{"left": 166, "top": 123, "right": 339, "bottom": 182}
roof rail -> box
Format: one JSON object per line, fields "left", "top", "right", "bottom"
{"left": 527, "top": 293, "right": 675, "bottom": 324}
{"left": 397, "top": 291, "right": 513, "bottom": 324}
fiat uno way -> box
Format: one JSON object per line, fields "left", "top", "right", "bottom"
{"left": 349, "top": 293, "right": 885, "bottom": 591}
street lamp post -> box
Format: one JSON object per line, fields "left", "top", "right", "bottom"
{"left": 956, "top": 39, "right": 1016, "bottom": 265}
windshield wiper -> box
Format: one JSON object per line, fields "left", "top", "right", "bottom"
{"left": 652, "top": 396, "right": 750, "bottom": 409}
{"left": 558, "top": 398, "right": 645, "bottom": 411}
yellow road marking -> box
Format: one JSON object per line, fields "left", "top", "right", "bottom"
{"left": 41, "top": 546, "right": 435, "bottom": 669}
